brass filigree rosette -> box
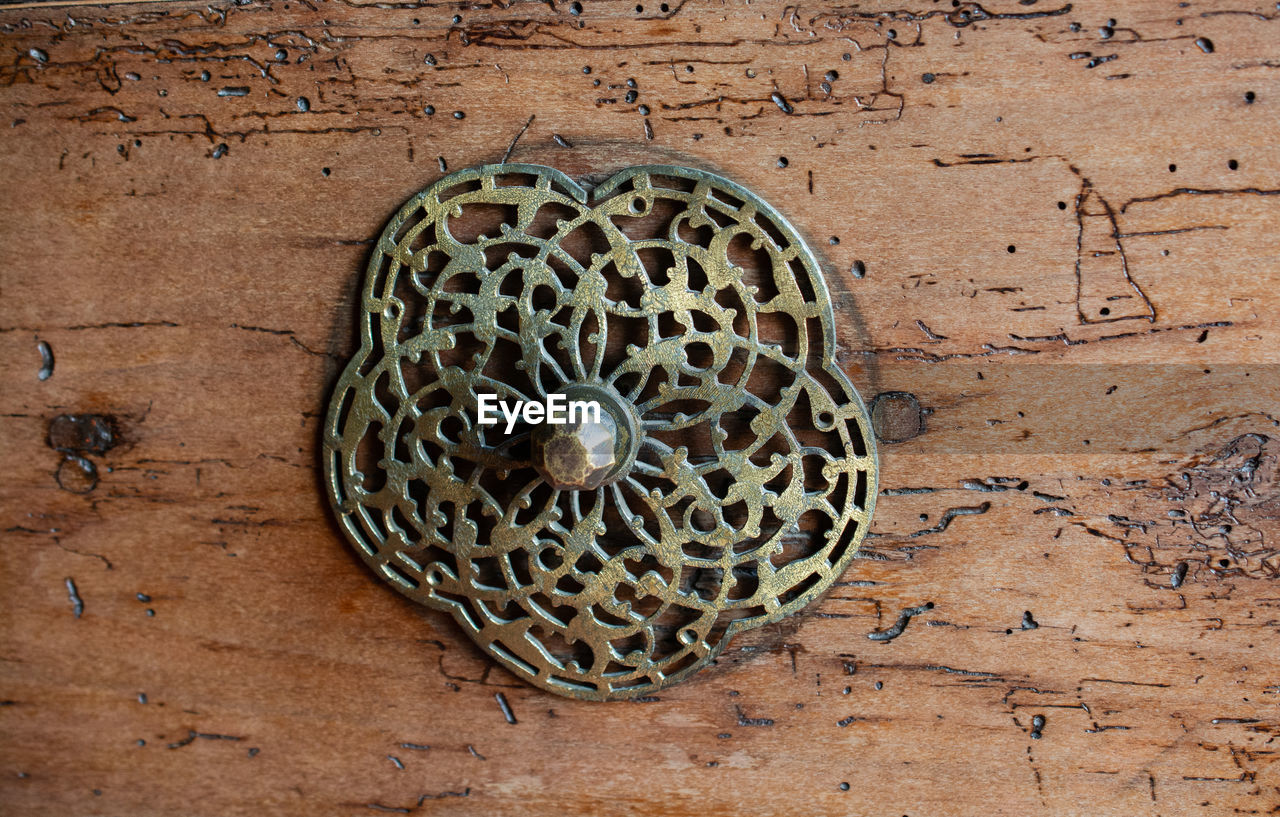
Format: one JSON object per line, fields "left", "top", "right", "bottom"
{"left": 323, "top": 164, "right": 877, "bottom": 700}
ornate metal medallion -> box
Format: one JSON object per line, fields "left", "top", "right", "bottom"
{"left": 323, "top": 163, "right": 877, "bottom": 700}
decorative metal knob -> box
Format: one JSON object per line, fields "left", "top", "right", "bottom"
{"left": 530, "top": 384, "right": 637, "bottom": 491}
{"left": 531, "top": 411, "right": 618, "bottom": 491}
{"left": 323, "top": 163, "right": 877, "bottom": 700}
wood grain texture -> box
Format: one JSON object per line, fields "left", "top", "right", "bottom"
{"left": 1, "top": 0, "right": 1278, "bottom": 814}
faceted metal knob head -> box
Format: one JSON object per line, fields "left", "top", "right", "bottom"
{"left": 532, "top": 412, "right": 619, "bottom": 491}
{"left": 531, "top": 383, "right": 638, "bottom": 491}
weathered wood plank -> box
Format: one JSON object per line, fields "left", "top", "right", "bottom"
{"left": 1, "top": 0, "right": 1278, "bottom": 814}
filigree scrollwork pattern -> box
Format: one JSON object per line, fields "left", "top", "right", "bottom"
{"left": 323, "top": 163, "right": 877, "bottom": 700}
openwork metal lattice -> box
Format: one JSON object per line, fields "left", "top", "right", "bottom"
{"left": 323, "top": 164, "right": 877, "bottom": 700}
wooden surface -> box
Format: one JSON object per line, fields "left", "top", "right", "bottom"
{"left": 2, "top": 0, "right": 1278, "bottom": 814}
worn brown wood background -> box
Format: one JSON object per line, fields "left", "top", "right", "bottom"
{"left": 2, "top": 0, "right": 1278, "bottom": 814}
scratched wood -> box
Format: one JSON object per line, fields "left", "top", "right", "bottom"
{"left": 2, "top": 0, "right": 1279, "bottom": 814}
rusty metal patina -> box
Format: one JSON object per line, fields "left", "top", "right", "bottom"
{"left": 323, "top": 163, "right": 878, "bottom": 700}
